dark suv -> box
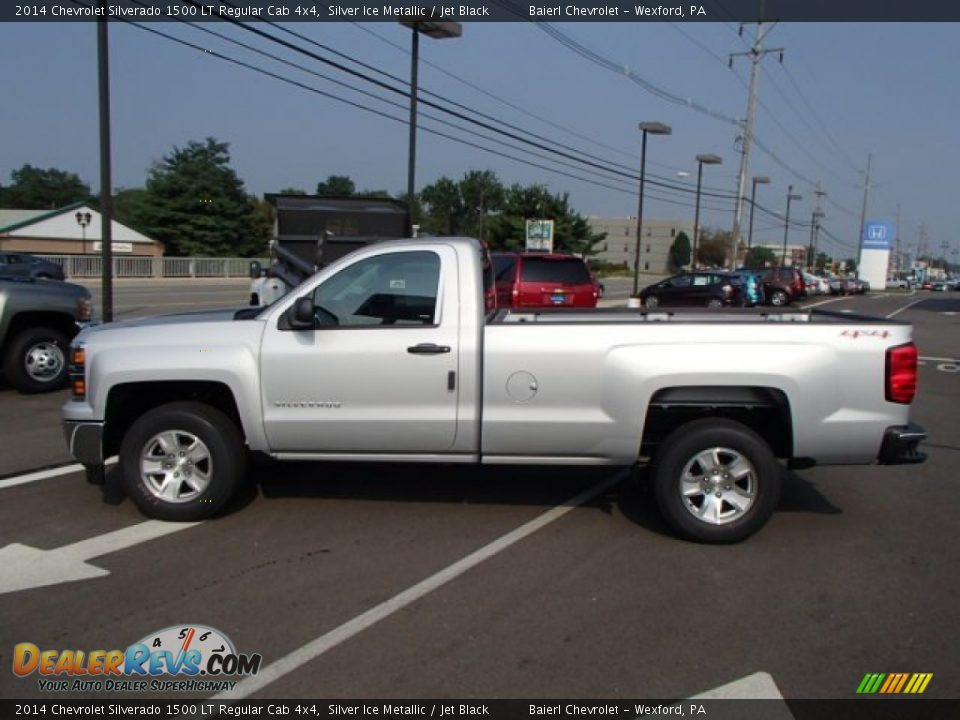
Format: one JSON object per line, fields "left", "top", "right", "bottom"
{"left": 760, "top": 267, "right": 806, "bottom": 306}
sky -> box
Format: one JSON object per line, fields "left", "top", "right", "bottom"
{"left": 1, "top": 18, "right": 958, "bottom": 262}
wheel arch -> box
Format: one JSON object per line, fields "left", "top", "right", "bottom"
{"left": 2, "top": 311, "right": 78, "bottom": 348}
{"left": 641, "top": 385, "right": 794, "bottom": 460}
{"left": 104, "top": 380, "right": 245, "bottom": 460}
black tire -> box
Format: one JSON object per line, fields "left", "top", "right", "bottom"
{"left": 768, "top": 289, "right": 789, "bottom": 307}
{"left": 119, "top": 402, "right": 247, "bottom": 521}
{"left": 3, "top": 327, "right": 70, "bottom": 393}
{"left": 651, "top": 418, "right": 782, "bottom": 543}
{"left": 644, "top": 295, "right": 659, "bottom": 309}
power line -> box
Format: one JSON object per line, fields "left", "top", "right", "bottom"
{"left": 104, "top": 14, "right": 747, "bottom": 217}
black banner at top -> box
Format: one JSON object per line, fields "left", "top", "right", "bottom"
{"left": 5, "top": 0, "right": 960, "bottom": 23}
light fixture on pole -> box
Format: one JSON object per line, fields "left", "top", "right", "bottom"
{"left": 692, "top": 154, "right": 722, "bottom": 269}
{"left": 632, "top": 121, "right": 671, "bottom": 294}
{"left": 781, "top": 185, "right": 803, "bottom": 266}
{"left": 399, "top": 20, "right": 462, "bottom": 234}
{"left": 75, "top": 210, "right": 92, "bottom": 255}
{"left": 746, "top": 176, "right": 769, "bottom": 264}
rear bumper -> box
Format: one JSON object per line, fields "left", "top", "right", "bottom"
{"left": 62, "top": 421, "right": 104, "bottom": 466}
{"left": 877, "top": 423, "right": 927, "bottom": 465}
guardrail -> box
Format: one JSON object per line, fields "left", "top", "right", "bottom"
{"left": 36, "top": 255, "right": 268, "bottom": 279}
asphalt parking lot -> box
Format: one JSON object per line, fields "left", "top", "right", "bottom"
{"left": 1, "top": 284, "right": 957, "bottom": 705}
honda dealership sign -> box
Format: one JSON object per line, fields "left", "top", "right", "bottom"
{"left": 859, "top": 219, "right": 892, "bottom": 289}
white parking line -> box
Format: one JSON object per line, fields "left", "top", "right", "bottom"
{"left": 802, "top": 296, "right": 848, "bottom": 309}
{"left": 0, "top": 457, "right": 117, "bottom": 490}
{"left": 211, "top": 472, "right": 625, "bottom": 702}
{"left": 691, "top": 671, "right": 787, "bottom": 701}
{"left": 887, "top": 299, "right": 923, "bottom": 318}
{"left": 0, "top": 458, "right": 118, "bottom": 490}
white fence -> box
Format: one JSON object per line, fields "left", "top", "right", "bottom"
{"left": 37, "top": 255, "right": 268, "bottom": 279}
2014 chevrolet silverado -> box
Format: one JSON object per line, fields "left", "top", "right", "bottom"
{"left": 62, "top": 238, "right": 926, "bottom": 542}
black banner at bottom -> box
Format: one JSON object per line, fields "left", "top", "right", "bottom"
{"left": 3, "top": 699, "right": 959, "bottom": 720}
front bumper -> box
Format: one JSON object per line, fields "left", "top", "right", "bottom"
{"left": 62, "top": 421, "right": 104, "bottom": 466}
{"left": 877, "top": 423, "right": 927, "bottom": 465}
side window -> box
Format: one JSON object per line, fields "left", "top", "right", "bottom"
{"left": 311, "top": 251, "right": 441, "bottom": 327}
{"left": 672, "top": 275, "right": 693, "bottom": 288}
{"left": 692, "top": 275, "right": 711, "bottom": 286}
{"left": 493, "top": 255, "right": 516, "bottom": 283}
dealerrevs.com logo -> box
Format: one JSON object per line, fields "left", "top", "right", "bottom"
{"left": 13, "top": 624, "right": 262, "bottom": 693}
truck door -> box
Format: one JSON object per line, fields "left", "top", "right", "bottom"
{"left": 259, "top": 246, "right": 460, "bottom": 454}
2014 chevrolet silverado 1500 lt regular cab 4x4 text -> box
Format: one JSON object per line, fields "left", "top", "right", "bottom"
{"left": 62, "top": 238, "right": 926, "bottom": 543}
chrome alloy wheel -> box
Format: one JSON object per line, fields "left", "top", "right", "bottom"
{"left": 679, "top": 447, "right": 756, "bottom": 525}
{"left": 140, "top": 430, "right": 213, "bottom": 503}
{"left": 25, "top": 341, "right": 65, "bottom": 383}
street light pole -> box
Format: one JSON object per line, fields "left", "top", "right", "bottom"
{"left": 632, "top": 121, "right": 671, "bottom": 295}
{"left": 400, "top": 20, "right": 462, "bottom": 234}
{"left": 692, "top": 154, "right": 722, "bottom": 269}
{"left": 746, "top": 175, "right": 769, "bottom": 265}
{"left": 97, "top": 3, "right": 114, "bottom": 322}
{"left": 75, "top": 211, "right": 92, "bottom": 255}
{"left": 781, "top": 185, "right": 802, "bottom": 266}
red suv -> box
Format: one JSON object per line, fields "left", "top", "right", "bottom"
{"left": 761, "top": 267, "right": 806, "bottom": 306}
{"left": 492, "top": 252, "right": 598, "bottom": 309}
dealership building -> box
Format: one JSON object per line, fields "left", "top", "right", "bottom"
{"left": 0, "top": 202, "right": 164, "bottom": 257}
{"left": 587, "top": 217, "right": 695, "bottom": 274}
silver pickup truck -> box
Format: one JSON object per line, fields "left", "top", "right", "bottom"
{"left": 62, "top": 237, "right": 925, "bottom": 543}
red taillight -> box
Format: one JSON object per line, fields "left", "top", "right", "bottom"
{"left": 886, "top": 342, "right": 918, "bottom": 404}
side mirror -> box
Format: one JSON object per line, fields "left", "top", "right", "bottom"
{"left": 288, "top": 296, "right": 316, "bottom": 330}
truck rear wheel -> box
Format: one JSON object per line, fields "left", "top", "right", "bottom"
{"left": 651, "top": 418, "right": 782, "bottom": 543}
{"left": 3, "top": 327, "right": 69, "bottom": 393}
{"left": 119, "top": 402, "right": 246, "bottom": 521}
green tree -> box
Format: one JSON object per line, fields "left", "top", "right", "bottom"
{"left": 668, "top": 231, "right": 691, "bottom": 271}
{"left": 459, "top": 170, "right": 504, "bottom": 241}
{"left": 420, "top": 177, "right": 465, "bottom": 235}
{"left": 128, "top": 138, "right": 268, "bottom": 256}
{"left": 843, "top": 258, "right": 858, "bottom": 274}
{"left": 744, "top": 246, "right": 777, "bottom": 267}
{"left": 359, "top": 188, "right": 393, "bottom": 199}
{"left": 111, "top": 188, "right": 151, "bottom": 233}
{"left": 487, "top": 184, "right": 604, "bottom": 255}
{"left": 814, "top": 252, "right": 831, "bottom": 271}
{"left": 0, "top": 164, "right": 90, "bottom": 209}
{"left": 279, "top": 187, "right": 307, "bottom": 195}
{"left": 316, "top": 175, "right": 355, "bottom": 196}
{"left": 697, "top": 228, "right": 732, "bottom": 267}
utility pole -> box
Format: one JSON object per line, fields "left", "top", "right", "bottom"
{"left": 97, "top": 1, "right": 114, "bottom": 322}
{"left": 809, "top": 182, "right": 826, "bottom": 271}
{"left": 894, "top": 203, "right": 901, "bottom": 277}
{"left": 855, "top": 153, "right": 873, "bottom": 278}
{"left": 728, "top": 0, "right": 783, "bottom": 270}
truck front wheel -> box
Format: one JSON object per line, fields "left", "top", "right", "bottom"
{"left": 3, "top": 327, "right": 69, "bottom": 393}
{"left": 119, "top": 402, "right": 247, "bottom": 521}
{"left": 651, "top": 418, "right": 782, "bottom": 543}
